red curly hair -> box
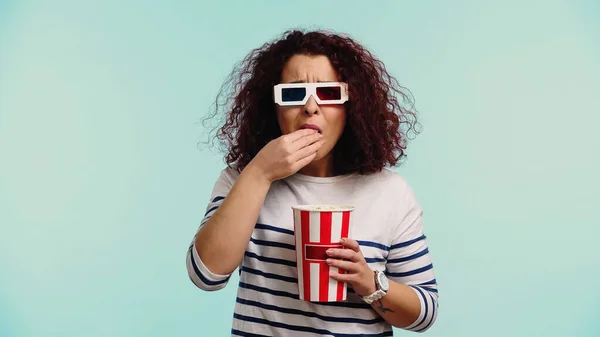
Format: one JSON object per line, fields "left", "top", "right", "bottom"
{"left": 202, "top": 29, "right": 420, "bottom": 175}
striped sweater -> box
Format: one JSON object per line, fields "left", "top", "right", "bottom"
{"left": 186, "top": 167, "right": 439, "bottom": 336}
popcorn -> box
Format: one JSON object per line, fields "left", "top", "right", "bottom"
{"left": 293, "top": 205, "right": 354, "bottom": 212}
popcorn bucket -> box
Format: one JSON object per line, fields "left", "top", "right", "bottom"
{"left": 292, "top": 205, "right": 354, "bottom": 302}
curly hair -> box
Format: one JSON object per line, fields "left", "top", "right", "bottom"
{"left": 201, "top": 29, "right": 421, "bottom": 175}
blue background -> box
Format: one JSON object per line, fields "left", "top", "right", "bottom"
{"left": 1, "top": 1, "right": 599, "bottom": 336}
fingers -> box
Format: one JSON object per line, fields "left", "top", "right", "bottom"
{"left": 291, "top": 131, "right": 323, "bottom": 151}
{"left": 325, "top": 239, "right": 374, "bottom": 294}
{"left": 328, "top": 269, "right": 356, "bottom": 283}
{"left": 290, "top": 138, "right": 326, "bottom": 169}
{"left": 293, "top": 151, "right": 318, "bottom": 171}
{"left": 296, "top": 138, "right": 325, "bottom": 158}
{"left": 286, "top": 128, "right": 319, "bottom": 142}
{"left": 340, "top": 238, "right": 361, "bottom": 253}
{"left": 326, "top": 258, "right": 360, "bottom": 273}
{"left": 326, "top": 246, "right": 361, "bottom": 262}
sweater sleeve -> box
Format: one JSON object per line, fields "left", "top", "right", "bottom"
{"left": 385, "top": 184, "right": 439, "bottom": 332}
{"left": 186, "top": 167, "right": 237, "bottom": 291}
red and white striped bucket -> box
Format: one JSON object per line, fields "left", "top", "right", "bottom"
{"left": 292, "top": 205, "right": 354, "bottom": 302}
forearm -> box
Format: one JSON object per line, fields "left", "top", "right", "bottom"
{"left": 327, "top": 239, "right": 433, "bottom": 330}
{"left": 194, "top": 163, "right": 272, "bottom": 275}
{"left": 370, "top": 280, "right": 421, "bottom": 329}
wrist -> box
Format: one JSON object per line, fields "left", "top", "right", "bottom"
{"left": 355, "top": 270, "right": 377, "bottom": 297}
{"left": 244, "top": 161, "right": 273, "bottom": 186}
{"left": 364, "top": 271, "right": 378, "bottom": 296}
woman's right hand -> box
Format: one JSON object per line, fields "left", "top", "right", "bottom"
{"left": 248, "top": 129, "right": 325, "bottom": 182}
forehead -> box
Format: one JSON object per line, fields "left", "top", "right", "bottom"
{"left": 281, "top": 54, "right": 339, "bottom": 83}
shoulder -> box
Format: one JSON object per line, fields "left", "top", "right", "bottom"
{"left": 220, "top": 165, "right": 241, "bottom": 180}
{"left": 212, "top": 164, "right": 242, "bottom": 189}
{"left": 355, "top": 169, "right": 421, "bottom": 211}
{"left": 356, "top": 168, "right": 412, "bottom": 194}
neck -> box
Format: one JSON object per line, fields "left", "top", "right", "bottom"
{"left": 298, "top": 152, "right": 335, "bottom": 177}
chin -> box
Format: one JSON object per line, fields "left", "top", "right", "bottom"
{"left": 313, "top": 148, "right": 330, "bottom": 161}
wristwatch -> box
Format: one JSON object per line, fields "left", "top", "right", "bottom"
{"left": 361, "top": 270, "right": 389, "bottom": 304}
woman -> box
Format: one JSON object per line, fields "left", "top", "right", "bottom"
{"left": 187, "top": 29, "right": 439, "bottom": 336}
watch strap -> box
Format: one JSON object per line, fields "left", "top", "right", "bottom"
{"left": 361, "top": 270, "right": 388, "bottom": 304}
{"left": 361, "top": 289, "right": 386, "bottom": 304}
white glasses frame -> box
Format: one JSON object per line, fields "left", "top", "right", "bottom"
{"left": 273, "top": 82, "right": 349, "bottom": 106}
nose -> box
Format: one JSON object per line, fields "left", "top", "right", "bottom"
{"left": 303, "top": 95, "right": 319, "bottom": 116}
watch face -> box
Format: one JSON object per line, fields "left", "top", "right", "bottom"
{"left": 377, "top": 271, "right": 389, "bottom": 290}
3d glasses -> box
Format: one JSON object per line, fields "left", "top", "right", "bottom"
{"left": 273, "top": 82, "right": 349, "bottom": 106}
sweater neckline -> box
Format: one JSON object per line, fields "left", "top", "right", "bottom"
{"left": 287, "top": 172, "right": 357, "bottom": 184}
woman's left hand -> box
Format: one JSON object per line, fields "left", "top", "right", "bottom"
{"left": 326, "top": 238, "right": 377, "bottom": 297}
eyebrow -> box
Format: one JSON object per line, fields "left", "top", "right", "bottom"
{"left": 289, "top": 80, "right": 332, "bottom": 83}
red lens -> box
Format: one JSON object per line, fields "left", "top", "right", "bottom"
{"left": 316, "top": 86, "right": 341, "bottom": 101}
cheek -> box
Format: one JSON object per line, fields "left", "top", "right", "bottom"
{"left": 276, "top": 108, "right": 296, "bottom": 133}
{"left": 326, "top": 108, "right": 347, "bottom": 135}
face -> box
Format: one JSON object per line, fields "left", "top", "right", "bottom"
{"left": 276, "top": 54, "right": 347, "bottom": 163}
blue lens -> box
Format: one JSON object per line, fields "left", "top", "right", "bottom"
{"left": 281, "top": 87, "right": 306, "bottom": 102}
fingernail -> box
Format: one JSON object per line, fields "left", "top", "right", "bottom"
{"left": 326, "top": 249, "right": 333, "bottom": 255}
{"left": 326, "top": 259, "right": 332, "bottom": 265}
